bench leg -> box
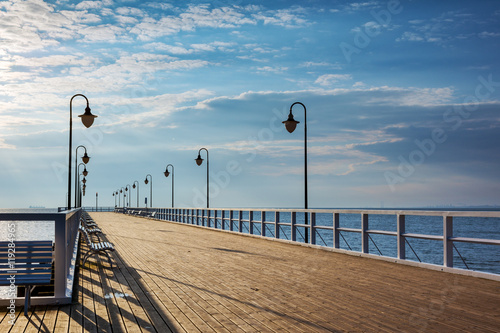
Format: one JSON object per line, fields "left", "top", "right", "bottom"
{"left": 24, "top": 285, "right": 31, "bottom": 316}
{"left": 102, "top": 251, "right": 114, "bottom": 269}
{"left": 82, "top": 250, "right": 92, "bottom": 267}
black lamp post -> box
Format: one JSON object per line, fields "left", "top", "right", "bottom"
{"left": 164, "top": 164, "right": 174, "bottom": 208}
{"left": 132, "top": 181, "right": 140, "bottom": 208}
{"left": 195, "top": 148, "right": 209, "bottom": 208}
{"left": 113, "top": 192, "right": 117, "bottom": 207}
{"left": 144, "top": 174, "right": 152, "bottom": 207}
{"left": 67, "top": 94, "right": 97, "bottom": 209}
{"left": 77, "top": 162, "right": 88, "bottom": 208}
{"left": 125, "top": 184, "right": 131, "bottom": 207}
{"left": 120, "top": 187, "right": 125, "bottom": 208}
{"left": 80, "top": 176, "right": 86, "bottom": 205}
{"left": 283, "top": 102, "right": 309, "bottom": 242}
{"left": 75, "top": 145, "right": 90, "bottom": 207}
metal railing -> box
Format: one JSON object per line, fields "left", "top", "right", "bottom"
{"left": 117, "top": 207, "right": 500, "bottom": 280}
{"left": 0, "top": 208, "right": 82, "bottom": 305}
{"left": 82, "top": 206, "right": 115, "bottom": 212}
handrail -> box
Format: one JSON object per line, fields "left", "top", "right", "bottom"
{"left": 117, "top": 207, "right": 500, "bottom": 280}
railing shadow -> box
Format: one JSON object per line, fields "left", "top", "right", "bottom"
{"left": 75, "top": 232, "right": 179, "bottom": 332}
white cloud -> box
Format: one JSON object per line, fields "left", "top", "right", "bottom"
{"left": 299, "top": 61, "right": 342, "bottom": 69}
{"left": 79, "top": 24, "right": 125, "bottom": 42}
{"left": 396, "top": 31, "right": 425, "bottom": 42}
{"left": 478, "top": 31, "right": 500, "bottom": 38}
{"left": 75, "top": 1, "right": 110, "bottom": 10}
{"left": 252, "top": 8, "right": 309, "bottom": 28}
{"left": 115, "top": 7, "right": 145, "bottom": 17}
{"left": 0, "top": 138, "right": 15, "bottom": 149}
{"left": 129, "top": 4, "right": 256, "bottom": 41}
{"left": 256, "top": 66, "right": 288, "bottom": 74}
{"left": 145, "top": 41, "right": 235, "bottom": 54}
{"left": 315, "top": 74, "right": 352, "bottom": 86}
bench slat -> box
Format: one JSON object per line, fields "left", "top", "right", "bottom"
{"left": 0, "top": 249, "right": 52, "bottom": 255}
{"left": 0, "top": 275, "right": 52, "bottom": 285}
{"left": 0, "top": 256, "right": 52, "bottom": 261}
{"left": 0, "top": 240, "right": 53, "bottom": 246}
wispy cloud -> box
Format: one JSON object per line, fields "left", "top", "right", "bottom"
{"left": 315, "top": 74, "right": 352, "bottom": 86}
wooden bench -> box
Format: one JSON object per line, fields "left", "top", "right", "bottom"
{"left": 79, "top": 226, "right": 115, "bottom": 268}
{"left": 0, "top": 240, "right": 53, "bottom": 316}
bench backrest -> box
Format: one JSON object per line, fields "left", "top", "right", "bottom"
{"left": 0, "top": 240, "right": 53, "bottom": 285}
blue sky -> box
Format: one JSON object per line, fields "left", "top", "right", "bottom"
{"left": 1, "top": 0, "right": 499, "bottom": 209}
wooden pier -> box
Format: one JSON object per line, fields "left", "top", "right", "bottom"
{"left": 1, "top": 212, "right": 499, "bottom": 332}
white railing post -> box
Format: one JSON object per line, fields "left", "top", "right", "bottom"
{"left": 361, "top": 213, "right": 369, "bottom": 254}
{"left": 291, "top": 211, "right": 296, "bottom": 242}
{"left": 310, "top": 212, "right": 316, "bottom": 245}
{"left": 444, "top": 216, "right": 453, "bottom": 267}
{"left": 397, "top": 214, "right": 406, "bottom": 260}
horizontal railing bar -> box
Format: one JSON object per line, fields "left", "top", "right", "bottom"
{"left": 133, "top": 207, "right": 500, "bottom": 218}
{"left": 402, "top": 233, "right": 443, "bottom": 241}
{"left": 366, "top": 230, "right": 398, "bottom": 236}
{"left": 337, "top": 227, "right": 361, "bottom": 233}
{"left": 0, "top": 212, "right": 76, "bottom": 221}
{"left": 314, "top": 225, "right": 333, "bottom": 230}
{"left": 449, "top": 237, "right": 500, "bottom": 245}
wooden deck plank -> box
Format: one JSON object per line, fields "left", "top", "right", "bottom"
{"left": 36, "top": 305, "right": 60, "bottom": 333}
{"left": 24, "top": 305, "right": 48, "bottom": 333}
{"left": 88, "top": 212, "right": 500, "bottom": 333}
{"left": 53, "top": 305, "right": 71, "bottom": 332}
{"left": 108, "top": 249, "right": 158, "bottom": 332}
{"left": 118, "top": 238, "right": 237, "bottom": 332}
{"left": 68, "top": 260, "right": 83, "bottom": 333}
{"left": 95, "top": 258, "right": 137, "bottom": 332}
{"left": 114, "top": 241, "right": 202, "bottom": 332}
{"left": 82, "top": 261, "right": 98, "bottom": 333}
{"left": 1, "top": 211, "right": 499, "bottom": 332}
{"left": 9, "top": 305, "right": 33, "bottom": 333}
{"left": 92, "top": 261, "right": 113, "bottom": 333}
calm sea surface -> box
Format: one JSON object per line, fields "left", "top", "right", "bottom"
{"left": 0, "top": 208, "right": 57, "bottom": 242}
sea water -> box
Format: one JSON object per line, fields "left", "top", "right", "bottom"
{"left": 0, "top": 208, "right": 57, "bottom": 298}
